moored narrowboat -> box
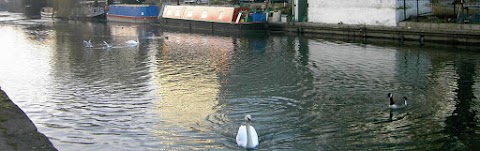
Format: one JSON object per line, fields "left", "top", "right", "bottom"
{"left": 160, "top": 5, "right": 268, "bottom": 33}
{"left": 107, "top": 5, "right": 159, "bottom": 23}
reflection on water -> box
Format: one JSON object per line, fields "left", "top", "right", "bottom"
{"left": 444, "top": 60, "right": 479, "bottom": 149}
{"left": 0, "top": 15, "right": 480, "bottom": 150}
{"left": 151, "top": 32, "right": 232, "bottom": 149}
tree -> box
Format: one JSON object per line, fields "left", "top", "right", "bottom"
{"left": 53, "top": 0, "right": 77, "bottom": 18}
{"left": 229, "top": 0, "right": 240, "bottom": 5}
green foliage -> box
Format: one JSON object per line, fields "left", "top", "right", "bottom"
{"left": 145, "top": 0, "right": 156, "bottom": 5}
{"left": 272, "top": 3, "right": 285, "bottom": 11}
{"left": 284, "top": 3, "right": 291, "bottom": 15}
{"left": 0, "top": 116, "right": 7, "bottom": 122}
{"left": 229, "top": 0, "right": 240, "bottom": 5}
{"left": 1, "top": 102, "right": 11, "bottom": 109}
{"left": 211, "top": 0, "right": 222, "bottom": 5}
{"left": 397, "top": 6, "right": 411, "bottom": 10}
{"left": 53, "top": 0, "right": 77, "bottom": 18}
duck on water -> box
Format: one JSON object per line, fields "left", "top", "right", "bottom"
{"left": 387, "top": 93, "right": 408, "bottom": 109}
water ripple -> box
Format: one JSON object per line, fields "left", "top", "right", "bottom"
{"left": 1, "top": 21, "right": 480, "bottom": 150}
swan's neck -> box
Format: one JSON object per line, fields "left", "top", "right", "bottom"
{"left": 246, "top": 122, "right": 253, "bottom": 148}
{"left": 404, "top": 100, "right": 408, "bottom": 106}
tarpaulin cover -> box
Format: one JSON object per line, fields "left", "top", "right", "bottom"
{"left": 250, "top": 12, "right": 266, "bottom": 22}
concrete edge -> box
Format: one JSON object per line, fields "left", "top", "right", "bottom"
{"left": 268, "top": 22, "right": 480, "bottom": 46}
{"left": 0, "top": 87, "right": 57, "bottom": 151}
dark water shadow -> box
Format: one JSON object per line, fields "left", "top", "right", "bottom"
{"left": 443, "top": 60, "right": 480, "bottom": 150}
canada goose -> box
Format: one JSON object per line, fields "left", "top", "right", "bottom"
{"left": 387, "top": 93, "right": 408, "bottom": 109}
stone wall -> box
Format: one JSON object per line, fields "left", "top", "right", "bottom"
{"left": 399, "top": 21, "right": 480, "bottom": 30}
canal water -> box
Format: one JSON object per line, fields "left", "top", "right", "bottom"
{"left": 0, "top": 12, "right": 479, "bottom": 150}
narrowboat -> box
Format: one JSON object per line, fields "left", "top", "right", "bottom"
{"left": 160, "top": 5, "right": 268, "bottom": 33}
{"left": 76, "top": 0, "right": 106, "bottom": 18}
{"left": 41, "top": 1, "right": 106, "bottom": 19}
{"left": 107, "top": 5, "right": 159, "bottom": 23}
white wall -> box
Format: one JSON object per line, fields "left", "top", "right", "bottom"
{"left": 308, "top": 0, "right": 432, "bottom": 26}
{"left": 308, "top": 0, "right": 398, "bottom": 26}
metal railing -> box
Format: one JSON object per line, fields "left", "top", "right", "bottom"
{"left": 431, "top": 0, "right": 480, "bottom": 23}
{"left": 396, "top": 0, "right": 480, "bottom": 23}
{"left": 397, "top": 0, "right": 432, "bottom": 21}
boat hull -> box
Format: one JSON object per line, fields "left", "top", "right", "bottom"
{"left": 107, "top": 14, "right": 157, "bottom": 23}
{"left": 107, "top": 5, "right": 159, "bottom": 23}
{"left": 160, "top": 18, "right": 268, "bottom": 33}
{"left": 160, "top": 5, "right": 268, "bottom": 33}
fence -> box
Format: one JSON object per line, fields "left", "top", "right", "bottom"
{"left": 397, "top": 0, "right": 432, "bottom": 22}
{"left": 431, "top": 0, "right": 480, "bottom": 23}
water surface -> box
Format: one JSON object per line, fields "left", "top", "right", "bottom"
{"left": 0, "top": 13, "right": 479, "bottom": 150}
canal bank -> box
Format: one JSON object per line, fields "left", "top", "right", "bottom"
{"left": 269, "top": 22, "right": 480, "bottom": 46}
{"left": 0, "top": 87, "right": 57, "bottom": 151}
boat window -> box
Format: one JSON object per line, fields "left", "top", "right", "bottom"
{"left": 187, "top": 10, "right": 193, "bottom": 18}
{"left": 218, "top": 11, "right": 224, "bottom": 20}
{"left": 201, "top": 11, "right": 208, "bottom": 18}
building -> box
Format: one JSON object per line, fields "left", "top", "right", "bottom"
{"left": 303, "top": 0, "right": 432, "bottom": 26}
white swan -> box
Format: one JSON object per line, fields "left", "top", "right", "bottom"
{"left": 236, "top": 114, "right": 259, "bottom": 149}
{"left": 103, "top": 41, "right": 112, "bottom": 48}
{"left": 83, "top": 39, "right": 93, "bottom": 48}
{"left": 126, "top": 36, "right": 139, "bottom": 46}
{"left": 387, "top": 93, "right": 408, "bottom": 109}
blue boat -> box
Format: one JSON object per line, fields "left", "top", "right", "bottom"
{"left": 107, "top": 5, "right": 159, "bottom": 23}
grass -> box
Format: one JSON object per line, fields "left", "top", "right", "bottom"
{"left": 1, "top": 102, "right": 11, "bottom": 109}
